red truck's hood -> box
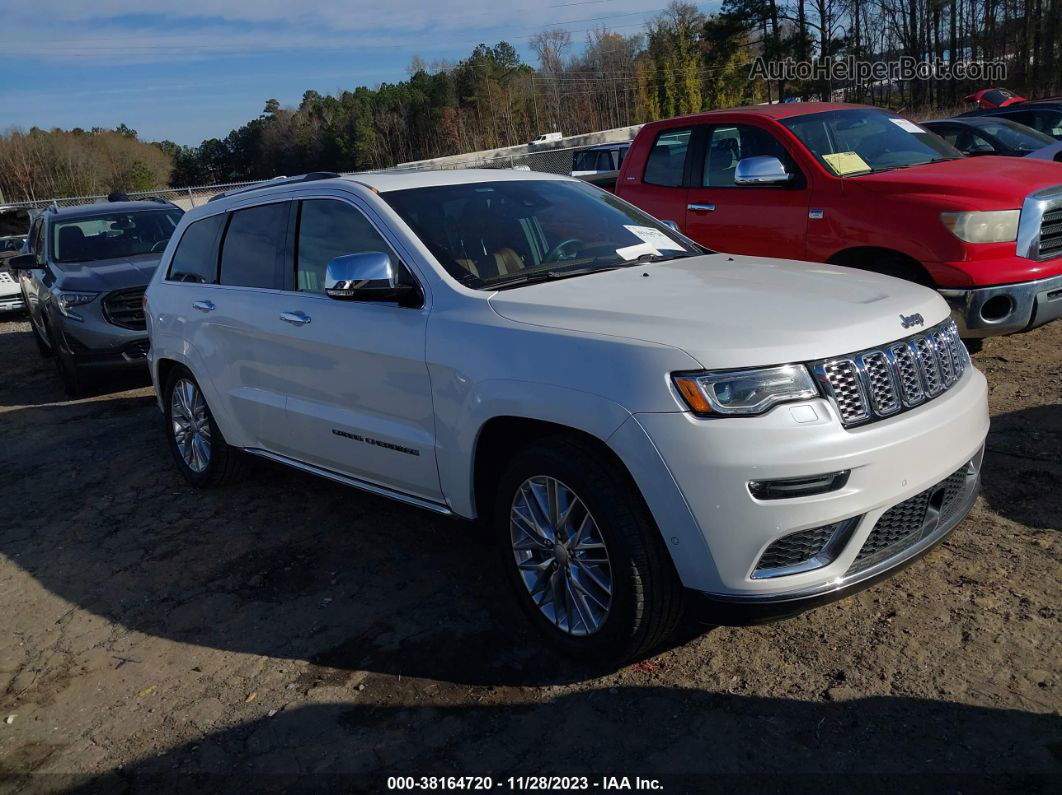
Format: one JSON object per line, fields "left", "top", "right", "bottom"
{"left": 854, "top": 156, "right": 1062, "bottom": 206}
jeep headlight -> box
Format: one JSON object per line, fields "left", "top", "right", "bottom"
{"left": 940, "top": 210, "right": 1019, "bottom": 243}
{"left": 55, "top": 291, "right": 98, "bottom": 319}
{"left": 673, "top": 365, "right": 818, "bottom": 416}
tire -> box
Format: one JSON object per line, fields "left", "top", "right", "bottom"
{"left": 163, "top": 365, "right": 247, "bottom": 488}
{"left": 844, "top": 253, "right": 934, "bottom": 287}
{"left": 494, "top": 436, "right": 684, "bottom": 666}
{"left": 28, "top": 301, "right": 54, "bottom": 358}
{"left": 46, "top": 321, "right": 85, "bottom": 397}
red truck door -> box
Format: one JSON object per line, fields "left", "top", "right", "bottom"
{"left": 683, "top": 123, "right": 809, "bottom": 259}
{"left": 621, "top": 126, "right": 694, "bottom": 229}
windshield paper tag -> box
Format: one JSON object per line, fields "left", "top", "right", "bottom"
{"left": 889, "top": 117, "right": 924, "bottom": 134}
{"left": 624, "top": 225, "right": 684, "bottom": 251}
{"left": 617, "top": 242, "right": 659, "bottom": 260}
{"left": 822, "top": 151, "right": 871, "bottom": 175}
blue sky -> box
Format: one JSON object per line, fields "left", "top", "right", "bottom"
{"left": 0, "top": 0, "right": 674, "bottom": 146}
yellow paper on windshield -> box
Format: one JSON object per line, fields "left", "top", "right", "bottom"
{"left": 822, "top": 151, "right": 871, "bottom": 176}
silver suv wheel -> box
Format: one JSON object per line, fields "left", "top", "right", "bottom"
{"left": 170, "top": 378, "right": 212, "bottom": 473}
{"left": 509, "top": 475, "right": 613, "bottom": 636}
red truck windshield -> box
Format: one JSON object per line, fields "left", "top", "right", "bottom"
{"left": 781, "top": 109, "right": 962, "bottom": 175}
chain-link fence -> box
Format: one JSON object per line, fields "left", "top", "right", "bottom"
{"left": 3, "top": 180, "right": 265, "bottom": 213}
{"left": 5, "top": 142, "right": 628, "bottom": 216}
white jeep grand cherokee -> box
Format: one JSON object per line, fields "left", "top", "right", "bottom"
{"left": 145, "top": 169, "right": 989, "bottom": 664}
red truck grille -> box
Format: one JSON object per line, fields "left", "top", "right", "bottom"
{"left": 1039, "top": 207, "right": 1062, "bottom": 258}
{"left": 812, "top": 319, "right": 968, "bottom": 428}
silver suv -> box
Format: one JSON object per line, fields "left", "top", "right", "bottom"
{"left": 10, "top": 199, "right": 183, "bottom": 395}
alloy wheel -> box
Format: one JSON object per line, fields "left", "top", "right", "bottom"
{"left": 171, "top": 378, "right": 212, "bottom": 473}
{"left": 510, "top": 476, "right": 613, "bottom": 636}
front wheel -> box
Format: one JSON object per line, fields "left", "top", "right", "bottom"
{"left": 495, "top": 436, "right": 684, "bottom": 665}
{"left": 163, "top": 365, "right": 246, "bottom": 487}
{"left": 46, "top": 321, "right": 85, "bottom": 397}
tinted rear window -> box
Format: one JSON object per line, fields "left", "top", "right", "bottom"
{"left": 219, "top": 202, "right": 288, "bottom": 289}
{"left": 643, "top": 128, "right": 691, "bottom": 187}
{"left": 167, "top": 214, "right": 225, "bottom": 283}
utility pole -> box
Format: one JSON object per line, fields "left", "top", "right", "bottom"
{"left": 531, "top": 74, "right": 541, "bottom": 133}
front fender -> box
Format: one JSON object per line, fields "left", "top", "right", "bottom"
{"left": 437, "top": 378, "right": 633, "bottom": 518}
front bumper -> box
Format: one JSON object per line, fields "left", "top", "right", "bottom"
{"left": 689, "top": 451, "right": 980, "bottom": 624}
{"left": 940, "top": 272, "right": 1062, "bottom": 337}
{"left": 0, "top": 293, "right": 23, "bottom": 313}
{"left": 622, "top": 366, "right": 989, "bottom": 596}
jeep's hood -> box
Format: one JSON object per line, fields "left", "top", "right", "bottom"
{"left": 487, "top": 254, "right": 950, "bottom": 369}
{"left": 54, "top": 254, "right": 160, "bottom": 292}
{"left": 854, "top": 155, "right": 1062, "bottom": 205}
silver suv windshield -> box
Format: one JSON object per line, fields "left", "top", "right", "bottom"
{"left": 52, "top": 210, "right": 182, "bottom": 264}
{"left": 782, "top": 109, "right": 962, "bottom": 175}
{"left": 383, "top": 179, "right": 702, "bottom": 289}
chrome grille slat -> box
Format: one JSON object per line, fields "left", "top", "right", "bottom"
{"left": 814, "top": 319, "right": 966, "bottom": 429}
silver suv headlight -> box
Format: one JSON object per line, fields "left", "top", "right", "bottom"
{"left": 673, "top": 364, "right": 818, "bottom": 416}
{"left": 55, "top": 291, "right": 98, "bottom": 320}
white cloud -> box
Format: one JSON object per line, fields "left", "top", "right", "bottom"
{"left": 1, "top": 0, "right": 666, "bottom": 63}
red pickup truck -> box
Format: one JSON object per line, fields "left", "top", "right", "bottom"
{"left": 615, "top": 102, "right": 1062, "bottom": 337}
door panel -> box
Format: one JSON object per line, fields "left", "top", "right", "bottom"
{"left": 684, "top": 123, "right": 809, "bottom": 259}
{"left": 268, "top": 294, "right": 439, "bottom": 500}
{"left": 623, "top": 126, "right": 693, "bottom": 228}
{"left": 272, "top": 197, "right": 440, "bottom": 500}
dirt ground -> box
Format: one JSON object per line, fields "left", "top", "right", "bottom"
{"left": 0, "top": 313, "right": 1058, "bottom": 793}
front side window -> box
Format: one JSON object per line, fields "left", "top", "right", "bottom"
{"left": 1001, "top": 109, "right": 1062, "bottom": 140}
{"left": 935, "top": 125, "right": 995, "bottom": 155}
{"left": 975, "top": 119, "right": 1053, "bottom": 151}
{"left": 51, "top": 210, "right": 182, "bottom": 264}
{"left": 643, "top": 128, "right": 692, "bottom": 187}
{"left": 782, "top": 109, "right": 961, "bottom": 175}
{"left": 383, "top": 179, "right": 702, "bottom": 288}
{"left": 702, "top": 124, "right": 796, "bottom": 187}
{"left": 218, "top": 202, "right": 288, "bottom": 289}
{"left": 168, "top": 214, "right": 225, "bottom": 283}
{"left": 295, "top": 199, "right": 397, "bottom": 293}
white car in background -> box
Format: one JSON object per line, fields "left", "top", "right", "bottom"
{"left": 145, "top": 169, "right": 989, "bottom": 665}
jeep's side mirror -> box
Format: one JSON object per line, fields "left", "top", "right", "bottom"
{"left": 324, "top": 251, "right": 420, "bottom": 306}
{"left": 734, "top": 156, "right": 792, "bottom": 186}
{"left": 7, "top": 253, "right": 36, "bottom": 270}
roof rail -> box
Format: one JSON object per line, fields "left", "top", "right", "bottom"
{"left": 207, "top": 172, "right": 342, "bottom": 203}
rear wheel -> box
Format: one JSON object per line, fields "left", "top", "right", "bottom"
{"left": 495, "top": 436, "right": 684, "bottom": 666}
{"left": 163, "top": 365, "right": 247, "bottom": 487}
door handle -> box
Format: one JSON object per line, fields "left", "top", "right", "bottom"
{"left": 687, "top": 203, "right": 715, "bottom": 213}
{"left": 192, "top": 300, "right": 215, "bottom": 312}
{"left": 279, "top": 311, "right": 311, "bottom": 326}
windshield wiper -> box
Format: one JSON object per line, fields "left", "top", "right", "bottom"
{"left": 632, "top": 251, "right": 697, "bottom": 263}
{"left": 488, "top": 265, "right": 624, "bottom": 290}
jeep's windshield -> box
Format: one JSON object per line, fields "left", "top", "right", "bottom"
{"left": 52, "top": 209, "right": 182, "bottom": 264}
{"left": 382, "top": 179, "right": 703, "bottom": 289}
{"left": 782, "top": 109, "right": 962, "bottom": 175}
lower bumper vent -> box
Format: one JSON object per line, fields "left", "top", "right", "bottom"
{"left": 753, "top": 518, "right": 858, "bottom": 579}
{"left": 846, "top": 463, "right": 977, "bottom": 576}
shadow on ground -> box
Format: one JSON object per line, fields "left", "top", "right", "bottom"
{"left": 981, "top": 403, "right": 1062, "bottom": 531}
{"left": 56, "top": 689, "right": 1062, "bottom": 792}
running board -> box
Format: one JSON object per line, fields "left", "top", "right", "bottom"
{"left": 243, "top": 448, "right": 453, "bottom": 516}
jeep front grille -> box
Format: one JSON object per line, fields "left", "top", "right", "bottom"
{"left": 102, "top": 287, "right": 146, "bottom": 330}
{"left": 812, "top": 319, "right": 967, "bottom": 428}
